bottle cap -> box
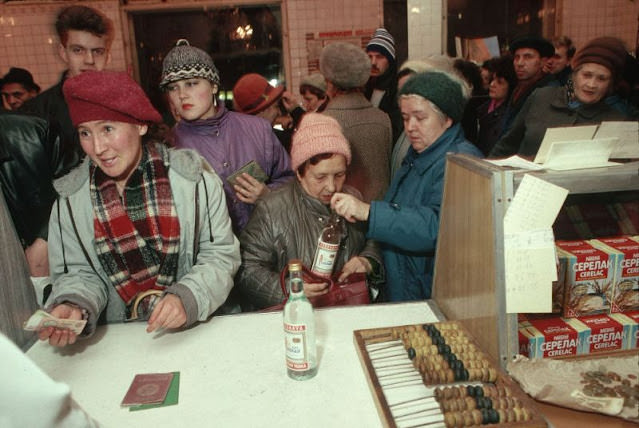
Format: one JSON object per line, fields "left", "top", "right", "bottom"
{"left": 289, "top": 259, "right": 303, "bottom": 271}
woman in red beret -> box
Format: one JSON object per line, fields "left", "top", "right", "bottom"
{"left": 38, "top": 70, "right": 240, "bottom": 347}
{"left": 489, "top": 36, "right": 632, "bottom": 159}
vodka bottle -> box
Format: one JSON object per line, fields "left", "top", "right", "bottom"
{"left": 310, "top": 211, "right": 343, "bottom": 278}
{"left": 283, "top": 259, "right": 317, "bottom": 380}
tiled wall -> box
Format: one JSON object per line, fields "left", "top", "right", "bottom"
{"left": 0, "top": 0, "right": 434, "bottom": 94}
{"left": 286, "top": 0, "right": 383, "bottom": 94}
{"left": 1, "top": 0, "right": 637, "bottom": 95}
{"left": 559, "top": 0, "right": 639, "bottom": 50}
{"left": 406, "top": 0, "right": 443, "bottom": 59}
{"left": 0, "top": 1, "right": 126, "bottom": 90}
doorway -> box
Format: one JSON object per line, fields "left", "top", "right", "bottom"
{"left": 129, "top": 4, "right": 283, "bottom": 122}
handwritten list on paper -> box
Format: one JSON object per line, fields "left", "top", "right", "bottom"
{"left": 504, "top": 175, "right": 569, "bottom": 313}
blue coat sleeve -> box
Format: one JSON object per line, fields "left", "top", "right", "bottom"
{"left": 367, "top": 166, "right": 444, "bottom": 253}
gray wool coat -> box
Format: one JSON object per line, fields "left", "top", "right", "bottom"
{"left": 323, "top": 92, "right": 393, "bottom": 203}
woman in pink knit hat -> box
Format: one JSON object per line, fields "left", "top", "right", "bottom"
{"left": 236, "top": 113, "right": 383, "bottom": 310}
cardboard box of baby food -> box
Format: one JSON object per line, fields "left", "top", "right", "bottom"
{"left": 608, "top": 311, "right": 638, "bottom": 350}
{"left": 564, "top": 314, "right": 625, "bottom": 354}
{"left": 589, "top": 236, "right": 639, "bottom": 313}
{"left": 556, "top": 240, "right": 614, "bottom": 317}
{"left": 518, "top": 326, "right": 533, "bottom": 358}
{"left": 525, "top": 316, "right": 585, "bottom": 358}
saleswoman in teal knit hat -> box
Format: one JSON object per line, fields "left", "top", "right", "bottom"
{"left": 331, "top": 70, "right": 483, "bottom": 302}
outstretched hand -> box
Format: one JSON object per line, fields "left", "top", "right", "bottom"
{"left": 38, "top": 303, "right": 83, "bottom": 347}
{"left": 147, "top": 294, "right": 187, "bottom": 333}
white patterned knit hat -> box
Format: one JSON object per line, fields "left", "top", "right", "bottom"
{"left": 366, "top": 28, "right": 396, "bottom": 63}
{"left": 159, "top": 39, "right": 220, "bottom": 89}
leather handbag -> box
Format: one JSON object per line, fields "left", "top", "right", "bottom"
{"left": 278, "top": 263, "right": 370, "bottom": 308}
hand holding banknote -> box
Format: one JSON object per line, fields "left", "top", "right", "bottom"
{"left": 25, "top": 304, "right": 86, "bottom": 347}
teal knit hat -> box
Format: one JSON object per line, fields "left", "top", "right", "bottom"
{"left": 398, "top": 71, "right": 466, "bottom": 123}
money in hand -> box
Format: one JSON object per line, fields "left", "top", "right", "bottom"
{"left": 23, "top": 309, "right": 86, "bottom": 335}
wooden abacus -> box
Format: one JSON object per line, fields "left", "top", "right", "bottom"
{"left": 354, "top": 322, "right": 547, "bottom": 428}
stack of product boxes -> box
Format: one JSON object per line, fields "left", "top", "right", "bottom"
{"left": 518, "top": 236, "right": 639, "bottom": 358}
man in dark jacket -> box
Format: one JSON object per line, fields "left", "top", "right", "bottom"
{"left": 20, "top": 5, "right": 114, "bottom": 169}
{"left": 1, "top": 67, "right": 40, "bottom": 111}
{"left": 364, "top": 28, "right": 402, "bottom": 143}
{"left": 499, "top": 35, "right": 558, "bottom": 135}
{"left": 0, "top": 113, "right": 70, "bottom": 284}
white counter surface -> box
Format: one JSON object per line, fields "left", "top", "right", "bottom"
{"left": 27, "top": 302, "right": 441, "bottom": 428}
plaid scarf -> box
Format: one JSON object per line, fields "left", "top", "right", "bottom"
{"left": 91, "top": 143, "right": 180, "bottom": 305}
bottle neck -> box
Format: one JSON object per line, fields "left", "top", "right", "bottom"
{"left": 289, "top": 270, "right": 304, "bottom": 295}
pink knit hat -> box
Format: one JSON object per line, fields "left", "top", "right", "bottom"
{"left": 290, "top": 113, "right": 351, "bottom": 171}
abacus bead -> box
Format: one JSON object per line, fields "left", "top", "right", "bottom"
{"left": 481, "top": 408, "right": 490, "bottom": 424}
{"left": 488, "top": 408, "right": 499, "bottom": 424}
{"left": 484, "top": 396, "right": 493, "bottom": 409}
{"left": 471, "top": 409, "right": 482, "bottom": 425}
{"left": 444, "top": 412, "right": 455, "bottom": 428}
{"left": 407, "top": 347, "right": 416, "bottom": 359}
{"left": 462, "top": 411, "right": 473, "bottom": 427}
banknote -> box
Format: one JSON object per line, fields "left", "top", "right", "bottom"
{"left": 23, "top": 309, "right": 87, "bottom": 335}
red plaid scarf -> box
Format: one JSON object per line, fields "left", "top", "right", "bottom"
{"left": 91, "top": 143, "right": 180, "bottom": 305}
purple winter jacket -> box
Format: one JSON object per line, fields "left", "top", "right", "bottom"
{"left": 172, "top": 103, "right": 294, "bottom": 233}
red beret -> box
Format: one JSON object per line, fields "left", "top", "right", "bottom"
{"left": 63, "top": 70, "right": 162, "bottom": 127}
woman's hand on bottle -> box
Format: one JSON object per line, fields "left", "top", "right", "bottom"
{"left": 303, "top": 281, "right": 330, "bottom": 298}
{"left": 337, "top": 256, "right": 372, "bottom": 282}
{"left": 330, "top": 193, "right": 370, "bottom": 222}
{"left": 234, "top": 173, "right": 269, "bottom": 204}
{"left": 37, "top": 303, "right": 83, "bottom": 347}
{"left": 146, "top": 294, "right": 186, "bottom": 333}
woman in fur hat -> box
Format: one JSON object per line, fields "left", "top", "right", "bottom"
{"left": 236, "top": 113, "right": 383, "bottom": 310}
{"left": 161, "top": 39, "right": 293, "bottom": 234}
{"left": 39, "top": 70, "right": 240, "bottom": 347}
{"left": 489, "top": 36, "right": 632, "bottom": 158}
{"left": 331, "top": 70, "right": 483, "bottom": 302}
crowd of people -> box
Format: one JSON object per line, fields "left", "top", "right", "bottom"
{"left": 1, "top": 5, "right": 638, "bottom": 348}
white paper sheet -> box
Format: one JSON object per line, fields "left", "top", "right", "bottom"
{"left": 594, "top": 121, "right": 639, "bottom": 159}
{"left": 542, "top": 137, "right": 620, "bottom": 170}
{"left": 535, "top": 125, "right": 598, "bottom": 164}
{"left": 504, "top": 175, "right": 569, "bottom": 313}
{"left": 486, "top": 156, "right": 545, "bottom": 170}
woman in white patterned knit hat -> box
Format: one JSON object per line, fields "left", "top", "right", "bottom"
{"left": 160, "top": 39, "right": 294, "bottom": 234}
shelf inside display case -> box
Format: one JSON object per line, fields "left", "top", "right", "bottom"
{"left": 512, "top": 161, "right": 639, "bottom": 194}
{"left": 431, "top": 154, "right": 639, "bottom": 370}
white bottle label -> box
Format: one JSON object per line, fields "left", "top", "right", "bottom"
{"left": 311, "top": 239, "right": 339, "bottom": 278}
{"left": 284, "top": 322, "right": 309, "bottom": 370}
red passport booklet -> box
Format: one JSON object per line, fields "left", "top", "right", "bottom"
{"left": 121, "top": 372, "right": 174, "bottom": 407}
